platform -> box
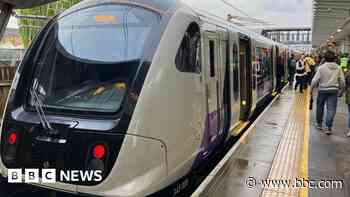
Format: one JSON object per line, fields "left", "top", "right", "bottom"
{"left": 192, "top": 87, "right": 350, "bottom": 197}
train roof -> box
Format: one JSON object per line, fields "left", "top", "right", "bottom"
{"left": 189, "top": 7, "right": 284, "bottom": 47}
{"left": 61, "top": 0, "right": 179, "bottom": 17}
{"left": 59, "top": 0, "right": 290, "bottom": 50}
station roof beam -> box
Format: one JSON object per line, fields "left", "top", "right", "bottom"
{"left": 312, "top": 0, "right": 350, "bottom": 47}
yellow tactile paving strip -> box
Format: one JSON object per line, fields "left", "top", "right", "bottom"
{"left": 261, "top": 90, "right": 310, "bottom": 197}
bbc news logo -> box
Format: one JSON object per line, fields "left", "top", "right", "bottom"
{"left": 8, "top": 169, "right": 103, "bottom": 183}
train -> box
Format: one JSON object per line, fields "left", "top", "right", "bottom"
{"left": 0, "top": 0, "right": 293, "bottom": 196}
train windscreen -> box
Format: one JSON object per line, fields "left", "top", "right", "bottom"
{"left": 28, "top": 5, "right": 160, "bottom": 114}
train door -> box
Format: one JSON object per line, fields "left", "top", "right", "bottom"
{"left": 202, "top": 31, "right": 221, "bottom": 152}
{"left": 272, "top": 46, "right": 278, "bottom": 91}
{"left": 285, "top": 49, "right": 290, "bottom": 82}
{"left": 250, "top": 40, "right": 258, "bottom": 110}
{"left": 229, "top": 33, "right": 241, "bottom": 129}
{"left": 239, "top": 35, "right": 252, "bottom": 120}
{"left": 217, "top": 27, "right": 230, "bottom": 139}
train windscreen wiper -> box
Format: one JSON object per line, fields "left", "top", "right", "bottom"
{"left": 30, "top": 84, "right": 53, "bottom": 131}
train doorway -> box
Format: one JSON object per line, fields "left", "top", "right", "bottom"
{"left": 239, "top": 35, "right": 252, "bottom": 120}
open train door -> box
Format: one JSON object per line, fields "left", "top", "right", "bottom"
{"left": 273, "top": 45, "right": 279, "bottom": 92}
{"left": 239, "top": 35, "right": 252, "bottom": 121}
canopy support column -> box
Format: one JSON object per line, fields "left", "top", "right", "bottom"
{"left": 0, "top": 3, "right": 12, "bottom": 41}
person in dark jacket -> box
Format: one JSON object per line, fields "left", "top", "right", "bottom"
{"left": 276, "top": 56, "right": 285, "bottom": 93}
{"left": 288, "top": 54, "right": 297, "bottom": 83}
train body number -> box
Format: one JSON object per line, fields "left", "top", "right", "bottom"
{"left": 173, "top": 178, "right": 189, "bottom": 196}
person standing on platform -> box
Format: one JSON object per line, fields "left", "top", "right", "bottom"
{"left": 304, "top": 55, "right": 315, "bottom": 85}
{"left": 295, "top": 55, "right": 306, "bottom": 93}
{"left": 345, "top": 68, "right": 350, "bottom": 137}
{"left": 316, "top": 54, "right": 324, "bottom": 70}
{"left": 340, "top": 53, "right": 349, "bottom": 73}
{"left": 311, "top": 50, "right": 345, "bottom": 135}
{"left": 276, "top": 56, "right": 285, "bottom": 93}
{"left": 288, "top": 54, "right": 297, "bottom": 83}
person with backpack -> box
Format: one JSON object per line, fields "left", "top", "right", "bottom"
{"left": 295, "top": 55, "right": 306, "bottom": 93}
{"left": 305, "top": 55, "right": 316, "bottom": 84}
{"left": 311, "top": 50, "right": 346, "bottom": 135}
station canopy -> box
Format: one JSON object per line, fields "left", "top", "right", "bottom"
{"left": 312, "top": 0, "right": 350, "bottom": 47}
{"left": 0, "top": 0, "right": 58, "bottom": 9}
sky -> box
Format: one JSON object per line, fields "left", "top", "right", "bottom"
{"left": 185, "top": 0, "right": 313, "bottom": 28}
{"left": 7, "top": 0, "right": 313, "bottom": 29}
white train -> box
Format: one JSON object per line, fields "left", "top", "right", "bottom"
{"left": 0, "top": 0, "right": 292, "bottom": 196}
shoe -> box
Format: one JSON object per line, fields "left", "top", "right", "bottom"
{"left": 324, "top": 128, "right": 332, "bottom": 135}
{"left": 347, "top": 131, "right": 350, "bottom": 137}
{"left": 316, "top": 124, "right": 323, "bottom": 130}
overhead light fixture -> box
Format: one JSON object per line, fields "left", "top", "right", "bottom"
{"left": 337, "top": 29, "right": 342, "bottom": 32}
{"left": 330, "top": 35, "right": 334, "bottom": 39}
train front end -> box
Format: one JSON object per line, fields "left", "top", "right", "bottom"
{"left": 0, "top": 1, "right": 173, "bottom": 196}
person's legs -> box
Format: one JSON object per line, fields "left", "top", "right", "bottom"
{"left": 303, "top": 75, "right": 308, "bottom": 89}
{"left": 291, "top": 72, "right": 295, "bottom": 83}
{"left": 325, "top": 93, "right": 338, "bottom": 132}
{"left": 277, "top": 77, "right": 281, "bottom": 93}
{"left": 348, "top": 104, "right": 350, "bottom": 129}
{"left": 347, "top": 105, "right": 350, "bottom": 137}
{"left": 316, "top": 92, "right": 327, "bottom": 127}
{"left": 307, "top": 72, "right": 312, "bottom": 85}
{"left": 299, "top": 76, "right": 304, "bottom": 93}
{"left": 295, "top": 76, "right": 300, "bottom": 90}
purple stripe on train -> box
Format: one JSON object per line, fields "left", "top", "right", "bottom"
{"left": 191, "top": 110, "right": 226, "bottom": 169}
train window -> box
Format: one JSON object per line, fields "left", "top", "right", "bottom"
{"left": 175, "top": 23, "right": 201, "bottom": 74}
{"left": 232, "top": 43, "right": 239, "bottom": 100}
{"left": 209, "top": 40, "right": 215, "bottom": 77}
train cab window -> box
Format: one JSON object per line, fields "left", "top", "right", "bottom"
{"left": 175, "top": 23, "right": 201, "bottom": 74}
{"left": 209, "top": 40, "right": 215, "bottom": 77}
{"left": 27, "top": 4, "right": 161, "bottom": 114}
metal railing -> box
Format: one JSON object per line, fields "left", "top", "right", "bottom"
{"left": 262, "top": 28, "right": 312, "bottom": 45}
{"left": 0, "top": 66, "right": 16, "bottom": 117}
{"left": 0, "top": 49, "right": 25, "bottom": 67}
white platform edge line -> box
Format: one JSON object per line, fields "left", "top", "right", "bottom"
{"left": 191, "top": 87, "right": 288, "bottom": 197}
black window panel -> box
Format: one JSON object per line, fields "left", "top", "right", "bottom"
{"left": 209, "top": 40, "right": 215, "bottom": 77}
{"left": 232, "top": 43, "right": 239, "bottom": 99}
{"left": 175, "top": 29, "right": 201, "bottom": 74}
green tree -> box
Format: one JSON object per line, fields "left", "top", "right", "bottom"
{"left": 18, "top": 0, "right": 80, "bottom": 47}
